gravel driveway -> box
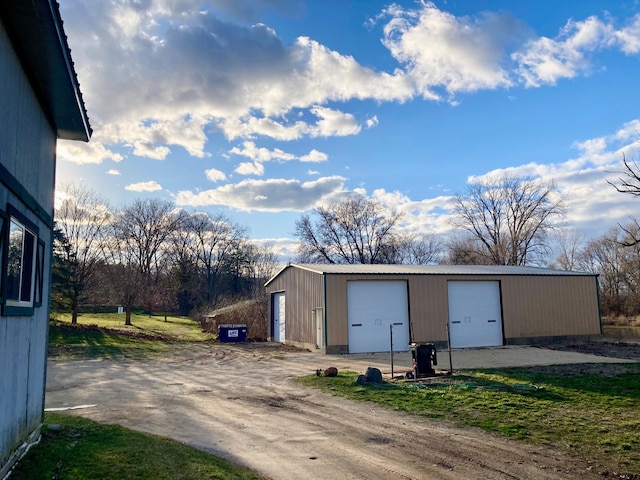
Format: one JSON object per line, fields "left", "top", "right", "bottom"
{"left": 45, "top": 344, "right": 633, "bottom": 480}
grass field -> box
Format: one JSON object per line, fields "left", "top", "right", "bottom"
{"left": 48, "top": 312, "right": 213, "bottom": 359}
{"left": 297, "top": 365, "right": 640, "bottom": 475}
{"left": 51, "top": 311, "right": 212, "bottom": 341}
{"left": 10, "top": 414, "right": 263, "bottom": 480}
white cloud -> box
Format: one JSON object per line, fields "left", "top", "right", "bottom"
{"left": 106, "top": 169, "right": 121, "bottom": 175}
{"left": 230, "top": 141, "right": 296, "bottom": 162}
{"left": 61, "top": 3, "right": 412, "bottom": 150}
{"left": 55, "top": 0, "right": 640, "bottom": 245}
{"left": 513, "top": 16, "right": 613, "bottom": 87}
{"left": 250, "top": 236, "right": 298, "bottom": 263}
{"left": 217, "top": 107, "right": 363, "bottom": 141}
{"left": 60, "top": 0, "right": 640, "bottom": 166}
{"left": 228, "top": 141, "right": 328, "bottom": 176}
{"left": 235, "top": 161, "right": 265, "bottom": 176}
{"left": 175, "top": 176, "right": 346, "bottom": 211}
{"left": 352, "top": 116, "right": 640, "bottom": 242}
{"left": 300, "top": 149, "right": 327, "bottom": 162}
{"left": 310, "top": 106, "right": 361, "bottom": 137}
{"left": 459, "top": 121, "right": 640, "bottom": 238}
{"left": 614, "top": 14, "right": 640, "bottom": 54}
{"left": 125, "top": 181, "right": 163, "bottom": 192}
{"left": 205, "top": 168, "right": 227, "bottom": 182}
{"left": 57, "top": 138, "right": 124, "bottom": 164}
{"left": 379, "top": 2, "right": 516, "bottom": 97}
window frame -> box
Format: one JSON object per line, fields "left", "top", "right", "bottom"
{"left": 34, "top": 238, "right": 45, "bottom": 307}
{"left": 0, "top": 209, "right": 7, "bottom": 306}
{"left": 2, "top": 205, "right": 40, "bottom": 316}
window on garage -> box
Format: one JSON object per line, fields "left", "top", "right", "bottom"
{"left": 0, "top": 209, "right": 5, "bottom": 306}
{"left": 1, "top": 206, "right": 43, "bottom": 315}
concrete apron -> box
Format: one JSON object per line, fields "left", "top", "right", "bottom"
{"left": 319, "top": 345, "right": 635, "bottom": 377}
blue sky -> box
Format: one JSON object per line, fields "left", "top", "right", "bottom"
{"left": 56, "top": 0, "right": 640, "bottom": 260}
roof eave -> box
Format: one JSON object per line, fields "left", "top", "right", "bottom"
{"left": 0, "top": 0, "right": 92, "bottom": 142}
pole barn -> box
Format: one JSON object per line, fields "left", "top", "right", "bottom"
{"left": 265, "top": 264, "right": 601, "bottom": 354}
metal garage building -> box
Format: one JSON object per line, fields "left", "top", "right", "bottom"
{"left": 264, "top": 264, "right": 602, "bottom": 354}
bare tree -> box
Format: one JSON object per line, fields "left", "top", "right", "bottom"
{"left": 549, "top": 228, "right": 584, "bottom": 270}
{"left": 54, "top": 183, "right": 111, "bottom": 323}
{"left": 166, "top": 210, "right": 201, "bottom": 316}
{"left": 243, "top": 242, "right": 281, "bottom": 298}
{"left": 617, "top": 221, "right": 640, "bottom": 314}
{"left": 451, "top": 175, "right": 564, "bottom": 266}
{"left": 607, "top": 153, "right": 640, "bottom": 246}
{"left": 384, "top": 232, "right": 442, "bottom": 265}
{"left": 608, "top": 153, "right": 640, "bottom": 198}
{"left": 189, "top": 212, "right": 247, "bottom": 306}
{"left": 107, "top": 199, "right": 183, "bottom": 324}
{"left": 443, "top": 235, "right": 494, "bottom": 265}
{"left": 294, "top": 195, "right": 402, "bottom": 264}
{"left": 580, "top": 229, "right": 626, "bottom": 316}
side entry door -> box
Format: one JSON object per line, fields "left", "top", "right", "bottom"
{"left": 272, "top": 292, "right": 286, "bottom": 342}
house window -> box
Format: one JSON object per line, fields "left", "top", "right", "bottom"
{"left": 2, "top": 206, "right": 41, "bottom": 315}
{"left": 0, "top": 211, "right": 5, "bottom": 305}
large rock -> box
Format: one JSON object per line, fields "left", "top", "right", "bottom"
{"left": 364, "top": 367, "right": 383, "bottom": 384}
{"left": 323, "top": 367, "right": 338, "bottom": 377}
{"left": 355, "top": 374, "right": 367, "bottom": 385}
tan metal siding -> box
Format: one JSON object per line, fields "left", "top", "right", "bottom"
{"left": 500, "top": 276, "right": 601, "bottom": 338}
{"left": 407, "top": 276, "right": 450, "bottom": 343}
{"left": 265, "top": 267, "right": 324, "bottom": 346}
{"left": 324, "top": 275, "right": 347, "bottom": 347}
{"left": 325, "top": 273, "right": 600, "bottom": 348}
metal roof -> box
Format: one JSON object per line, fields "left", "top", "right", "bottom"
{"left": 0, "top": 0, "right": 92, "bottom": 141}
{"left": 265, "top": 263, "right": 596, "bottom": 285}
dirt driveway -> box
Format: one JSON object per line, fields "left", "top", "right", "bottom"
{"left": 45, "top": 344, "right": 633, "bottom": 480}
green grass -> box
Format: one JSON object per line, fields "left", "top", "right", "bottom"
{"left": 51, "top": 312, "right": 212, "bottom": 342}
{"left": 10, "top": 413, "right": 263, "bottom": 480}
{"left": 48, "top": 312, "right": 213, "bottom": 359}
{"left": 296, "top": 363, "right": 640, "bottom": 475}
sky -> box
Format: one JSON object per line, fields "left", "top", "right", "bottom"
{"left": 56, "top": 0, "right": 640, "bottom": 261}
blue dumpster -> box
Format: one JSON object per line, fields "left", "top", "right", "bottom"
{"left": 218, "top": 324, "right": 247, "bottom": 342}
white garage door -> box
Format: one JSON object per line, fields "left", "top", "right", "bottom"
{"left": 347, "top": 281, "right": 410, "bottom": 354}
{"left": 447, "top": 281, "right": 503, "bottom": 348}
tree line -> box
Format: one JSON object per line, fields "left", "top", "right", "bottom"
{"left": 52, "top": 186, "right": 278, "bottom": 325}
{"left": 52, "top": 158, "right": 640, "bottom": 322}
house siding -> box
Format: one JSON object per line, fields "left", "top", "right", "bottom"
{"left": 0, "top": 24, "right": 56, "bottom": 217}
{"left": 0, "top": 21, "right": 56, "bottom": 474}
